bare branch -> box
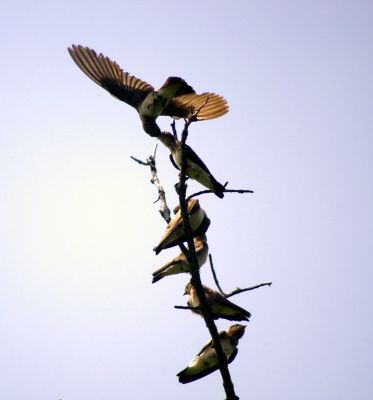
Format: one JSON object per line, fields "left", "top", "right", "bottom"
{"left": 209, "top": 254, "right": 227, "bottom": 296}
{"left": 152, "top": 143, "right": 158, "bottom": 159}
{"left": 174, "top": 305, "right": 200, "bottom": 311}
{"left": 130, "top": 156, "right": 148, "bottom": 166}
{"left": 138, "top": 119, "right": 247, "bottom": 399}
{"left": 225, "top": 283, "right": 272, "bottom": 298}
{"left": 171, "top": 120, "right": 178, "bottom": 139}
{"left": 186, "top": 188, "right": 254, "bottom": 201}
{"left": 131, "top": 149, "right": 171, "bottom": 223}
{"left": 210, "top": 254, "right": 272, "bottom": 299}
{"left": 176, "top": 120, "right": 239, "bottom": 400}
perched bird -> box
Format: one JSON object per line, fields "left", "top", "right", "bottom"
{"left": 152, "top": 235, "right": 209, "bottom": 283}
{"left": 158, "top": 132, "right": 226, "bottom": 198}
{"left": 177, "top": 324, "right": 246, "bottom": 384}
{"left": 153, "top": 199, "right": 210, "bottom": 255}
{"left": 68, "top": 45, "right": 229, "bottom": 137}
{"left": 184, "top": 282, "right": 251, "bottom": 321}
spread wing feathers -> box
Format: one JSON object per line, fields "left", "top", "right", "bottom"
{"left": 163, "top": 92, "right": 228, "bottom": 120}
{"left": 68, "top": 45, "right": 154, "bottom": 108}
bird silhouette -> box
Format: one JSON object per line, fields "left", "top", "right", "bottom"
{"left": 152, "top": 235, "right": 208, "bottom": 283}
{"left": 184, "top": 282, "right": 251, "bottom": 321}
{"left": 159, "top": 132, "right": 225, "bottom": 197}
{"left": 68, "top": 45, "right": 228, "bottom": 137}
{"left": 177, "top": 324, "right": 246, "bottom": 384}
{"left": 153, "top": 199, "right": 210, "bottom": 255}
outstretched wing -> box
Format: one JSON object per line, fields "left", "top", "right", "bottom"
{"left": 68, "top": 45, "right": 154, "bottom": 109}
{"left": 162, "top": 92, "right": 228, "bottom": 120}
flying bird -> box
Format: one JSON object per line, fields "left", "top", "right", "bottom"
{"left": 158, "top": 132, "right": 225, "bottom": 198}
{"left": 177, "top": 324, "right": 246, "bottom": 384}
{"left": 152, "top": 235, "right": 209, "bottom": 283}
{"left": 68, "top": 45, "right": 229, "bottom": 137}
{"left": 153, "top": 199, "right": 210, "bottom": 255}
{"left": 184, "top": 282, "right": 251, "bottom": 321}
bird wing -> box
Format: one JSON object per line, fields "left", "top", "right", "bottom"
{"left": 208, "top": 290, "right": 251, "bottom": 320}
{"left": 196, "top": 331, "right": 240, "bottom": 358}
{"left": 162, "top": 92, "right": 228, "bottom": 120}
{"left": 68, "top": 45, "right": 154, "bottom": 108}
{"left": 154, "top": 199, "right": 200, "bottom": 252}
{"left": 152, "top": 254, "right": 183, "bottom": 275}
{"left": 169, "top": 154, "right": 180, "bottom": 170}
{"left": 195, "top": 337, "right": 214, "bottom": 357}
{"left": 159, "top": 77, "right": 196, "bottom": 96}
{"left": 184, "top": 144, "right": 213, "bottom": 175}
{"left": 177, "top": 334, "right": 238, "bottom": 384}
{"left": 195, "top": 330, "right": 230, "bottom": 356}
{"left": 226, "top": 348, "right": 239, "bottom": 364}
{"left": 169, "top": 143, "right": 210, "bottom": 173}
{"left": 180, "top": 349, "right": 237, "bottom": 384}
{"left": 172, "top": 198, "right": 199, "bottom": 214}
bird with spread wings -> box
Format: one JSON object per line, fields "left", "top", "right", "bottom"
{"left": 68, "top": 45, "right": 228, "bottom": 137}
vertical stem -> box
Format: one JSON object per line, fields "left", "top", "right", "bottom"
{"left": 177, "top": 122, "right": 239, "bottom": 400}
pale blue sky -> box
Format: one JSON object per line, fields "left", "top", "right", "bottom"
{"left": 0, "top": 1, "right": 372, "bottom": 399}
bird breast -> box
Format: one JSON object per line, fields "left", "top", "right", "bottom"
{"left": 138, "top": 92, "right": 166, "bottom": 117}
{"left": 188, "top": 207, "right": 206, "bottom": 231}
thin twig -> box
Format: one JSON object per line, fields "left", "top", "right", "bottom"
{"left": 131, "top": 148, "right": 171, "bottom": 223}
{"left": 130, "top": 156, "right": 148, "bottom": 166}
{"left": 209, "top": 254, "right": 227, "bottom": 296}
{"left": 186, "top": 188, "right": 254, "bottom": 201}
{"left": 152, "top": 143, "right": 158, "bottom": 159}
{"left": 225, "top": 283, "right": 272, "bottom": 298}
{"left": 174, "top": 305, "right": 200, "bottom": 311}
{"left": 171, "top": 120, "right": 178, "bottom": 139}
{"left": 210, "top": 254, "right": 272, "bottom": 298}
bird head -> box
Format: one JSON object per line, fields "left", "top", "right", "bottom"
{"left": 227, "top": 324, "right": 246, "bottom": 340}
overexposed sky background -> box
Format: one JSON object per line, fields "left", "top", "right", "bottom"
{"left": 1, "top": 1, "right": 372, "bottom": 399}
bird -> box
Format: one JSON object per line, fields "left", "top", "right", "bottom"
{"left": 184, "top": 282, "right": 251, "bottom": 321}
{"left": 68, "top": 45, "right": 229, "bottom": 137}
{"left": 153, "top": 199, "right": 210, "bottom": 255}
{"left": 177, "top": 324, "right": 246, "bottom": 384}
{"left": 152, "top": 235, "right": 209, "bottom": 283}
{"left": 158, "top": 132, "right": 226, "bottom": 198}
